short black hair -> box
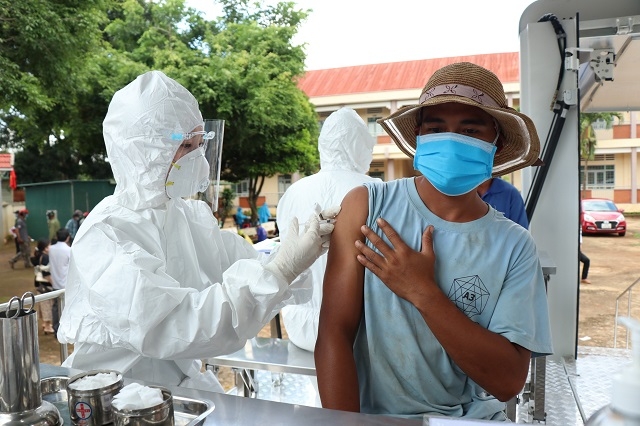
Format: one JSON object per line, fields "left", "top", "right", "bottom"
{"left": 56, "top": 228, "right": 70, "bottom": 242}
{"left": 36, "top": 238, "right": 50, "bottom": 252}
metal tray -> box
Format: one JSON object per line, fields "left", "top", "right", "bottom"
{"left": 41, "top": 377, "right": 214, "bottom": 426}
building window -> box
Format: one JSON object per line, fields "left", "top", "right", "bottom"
{"left": 367, "top": 117, "right": 384, "bottom": 137}
{"left": 278, "top": 174, "right": 292, "bottom": 198}
{"left": 580, "top": 165, "right": 615, "bottom": 189}
{"left": 235, "top": 179, "right": 249, "bottom": 196}
{"left": 591, "top": 119, "right": 611, "bottom": 130}
{"left": 369, "top": 171, "right": 385, "bottom": 181}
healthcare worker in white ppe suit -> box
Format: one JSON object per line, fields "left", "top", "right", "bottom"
{"left": 277, "top": 108, "right": 381, "bottom": 352}
{"left": 58, "top": 70, "right": 339, "bottom": 392}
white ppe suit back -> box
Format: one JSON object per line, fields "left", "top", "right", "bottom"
{"left": 58, "top": 71, "right": 301, "bottom": 392}
{"left": 277, "top": 108, "right": 381, "bottom": 351}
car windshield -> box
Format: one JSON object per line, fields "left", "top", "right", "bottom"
{"left": 583, "top": 200, "right": 618, "bottom": 212}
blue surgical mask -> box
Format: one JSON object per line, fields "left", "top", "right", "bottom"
{"left": 413, "top": 132, "right": 497, "bottom": 196}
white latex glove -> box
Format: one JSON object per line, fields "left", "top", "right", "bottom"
{"left": 266, "top": 205, "right": 341, "bottom": 284}
{"left": 312, "top": 204, "right": 341, "bottom": 249}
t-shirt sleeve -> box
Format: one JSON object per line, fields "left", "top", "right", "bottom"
{"left": 488, "top": 233, "right": 554, "bottom": 357}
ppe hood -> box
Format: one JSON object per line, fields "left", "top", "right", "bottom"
{"left": 103, "top": 71, "right": 203, "bottom": 210}
{"left": 319, "top": 108, "right": 375, "bottom": 174}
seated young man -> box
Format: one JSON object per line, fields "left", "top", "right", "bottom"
{"left": 315, "top": 62, "right": 553, "bottom": 421}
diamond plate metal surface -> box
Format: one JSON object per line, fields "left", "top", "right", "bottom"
{"left": 237, "top": 346, "right": 632, "bottom": 424}
{"left": 515, "top": 346, "right": 631, "bottom": 425}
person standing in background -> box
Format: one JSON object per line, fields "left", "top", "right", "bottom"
{"left": 277, "top": 107, "right": 381, "bottom": 352}
{"left": 9, "top": 209, "right": 31, "bottom": 269}
{"left": 235, "top": 207, "right": 249, "bottom": 228}
{"left": 65, "top": 210, "right": 82, "bottom": 242}
{"left": 33, "top": 239, "right": 55, "bottom": 335}
{"left": 477, "top": 178, "right": 529, "bottom": 229}
{"left": 10, "top": 210, "right": 20, "bottom": 254}
{"left": 47, "top": 211, "right": 61, "bottom": 242}
{"left": 256, "top": 222, "right": 268, "bottom": 243}
{"left": 579, "top": 229, "right": 590, "bottom": 284}
{"left": 79, "top": 211, "right": 88, "bottom": 227}
{"left": 48, "top": 228, "right": 72, "bottom": 334}
{"left": 258, "top": 202, "right": 271, "bottom": 225}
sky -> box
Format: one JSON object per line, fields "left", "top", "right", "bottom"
{"left": 186, "top": 0, "right": 538, "bottom": 70}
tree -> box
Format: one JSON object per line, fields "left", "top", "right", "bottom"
{"left": 1, "top": 0, "right": 319, "bottom": 209}
{"left": 218, "top": 186, "right": 236, "bottom": 227}
{"left": 195, "top": 1, "right": 318, "bottom": 222}
{"left": 0, "top": 0, "right": 110, "bottom": 183}
{"left": 579, "top": 112, "right": 622, "bottom": 198}
{"left": 101, "top": 0, "right": 319, "bottom": 222}
{"left": 0, "top": 0, "right": 108, "bottom": 115}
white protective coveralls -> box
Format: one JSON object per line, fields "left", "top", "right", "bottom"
{"left": 277, "top": 108, "right": 381, "bottom": 352}
{"left": 58, "top": 71, "right": 329, "bottom": 392}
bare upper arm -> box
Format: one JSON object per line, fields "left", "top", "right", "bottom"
{"left": 318, "top": 186, "right": 370, "bottom": 341}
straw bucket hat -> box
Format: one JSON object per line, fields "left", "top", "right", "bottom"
{"left": 378, "top": 62, "right": 541, "bottom": 176}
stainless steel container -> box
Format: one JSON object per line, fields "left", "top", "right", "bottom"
{"left": 113, "top": 387, "right": 175, "bottom": 426}
{"left": 0, "top": 293, "right": 41, "bottom": 412}
{"left": 0, "top": 292, "right": 62, "bottom": 426}
{"left": 66, "top": 370, "right": 124, "bottom": 426}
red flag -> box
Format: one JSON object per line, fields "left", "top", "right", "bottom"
{"left": 9, "top": 169, "right": 17, "bottom": 190}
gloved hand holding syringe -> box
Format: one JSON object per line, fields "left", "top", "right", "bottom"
{"left": 265, "top": 203, "right": 340, "bottom": 283}
{"left": 316, "top": 202, "right": 337, "bottom": 225}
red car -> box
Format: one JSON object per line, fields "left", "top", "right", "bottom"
{"left": 581, "top": 198, "right": 626, "bottom": 236}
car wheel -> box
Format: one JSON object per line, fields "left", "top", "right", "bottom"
{"left": 619, "top": 231, "right": 626, "bottom": 237}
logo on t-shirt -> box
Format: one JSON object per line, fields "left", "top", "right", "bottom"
{"left": 447, "top": 275, "right": 490, "bottom": 317}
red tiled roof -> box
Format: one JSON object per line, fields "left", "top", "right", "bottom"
{"left": 0, "top": 153, "right": 12, "bottom": 170}
{"left": 298, "top": 52, "right": 520, "bottom": 98}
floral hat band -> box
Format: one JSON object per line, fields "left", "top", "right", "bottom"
{"left": 418, "top": 84, "right": 501, "bottom": 108}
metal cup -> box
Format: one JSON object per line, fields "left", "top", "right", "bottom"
{"left": 0, "top": 292, "right": 41, "bottom": 413}
{"left": 113, "top": 387, "right": 175, "bottom": 426}
{"left": 66, "top": 370, "right": 124, "bottom": 426}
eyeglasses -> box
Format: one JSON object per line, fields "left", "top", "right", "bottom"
{"left": 170, "top": 131, "right": 216, "bottom": 142}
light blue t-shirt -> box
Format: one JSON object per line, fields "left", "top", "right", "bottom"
{"left": 355, "top": 178, "right": 553, "bottom": 420}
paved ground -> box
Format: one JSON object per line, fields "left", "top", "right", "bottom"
{"left": 2, "top": 215, "right": 638, "bottom": 391}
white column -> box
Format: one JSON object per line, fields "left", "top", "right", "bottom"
{"left": 631, "top": 147, "right": 638, "bottom": 204}
{"left": 631, "top": 112, "right": 637, "bottom": 203}
{"left": 386, "top": 159, "right": 395, "bottom": 181}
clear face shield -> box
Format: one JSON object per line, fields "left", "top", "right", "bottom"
{"left": 165, "top": 119, "right": 225, "bottom": 209}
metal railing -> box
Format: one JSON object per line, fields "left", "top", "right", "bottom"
{"left": 0, "top": 289, "right": 68, "bottom": 362}
{"left": 614, "top": 276, "right": 640, "bottom": 348}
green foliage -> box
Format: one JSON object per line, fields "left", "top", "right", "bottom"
{"left": 0, "top": 0, "right": 111, "bottom": 182}
{"left": 0, "top": 0, "right": 109, "bottom": 114}
{"left": 0, "top": 0, "right": 319, "bottom": 217}
{"left": 219, "top": 186, "right": 236, "bottom": 226}
{"left": 189, "top": 2, "right": 319, "bottom": 220}
{"left": 579, "top": 112, "right": 622, "bottom": 161}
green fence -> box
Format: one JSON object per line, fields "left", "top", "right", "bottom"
{"left": 21, "top": 180, "right": 115, "bottom": 241}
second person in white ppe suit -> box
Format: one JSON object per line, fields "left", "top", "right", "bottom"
{"left": 277, "top": 108, "right": 381, "bottom": 352}
{"left": 57, "top": 70, "right": 339, "bottom": 392}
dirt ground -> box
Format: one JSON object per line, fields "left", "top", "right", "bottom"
{"left": 577, "top": 215, "right": 640, "bottom": 347}
{"left": 1, "top": 217, "right": 638, "bottom": 390}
